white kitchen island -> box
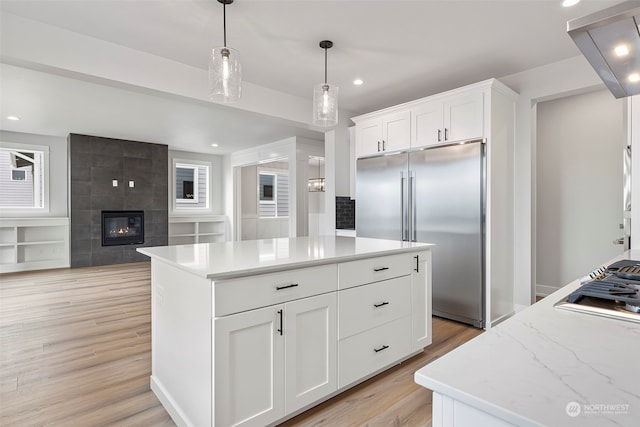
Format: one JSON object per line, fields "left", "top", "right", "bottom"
{"left": 415, "top": 250, "right": 640, "bottom": 427}
{"left": 138, "top": 236, "right": 433, "bottom": 427}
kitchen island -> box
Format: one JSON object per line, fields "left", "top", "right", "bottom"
{"left": 138, "top": 236, "right": 433, "bottom": 427}
{"left": 415, "top": 250, "right": 640, "bottom": 427}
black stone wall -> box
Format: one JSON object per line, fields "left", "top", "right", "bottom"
{"left": 336, "top": 196, "right": 355, "bottom": 229}
{"left": 69, "top": 134, "right": 168, "bottom": 267}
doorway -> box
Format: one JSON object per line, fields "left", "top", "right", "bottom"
{"left": 238, "top": 158, "right": 290, "bottom": 240}
{"left": 535, "top": 89, "right": 624, "bottom": 294}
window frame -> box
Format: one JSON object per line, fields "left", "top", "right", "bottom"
{"left": 0, "top": 142, "right": 50, "bottom": 212}
{"left": 257, "top": 170, "right": 289, "bottom": 219}
{"left": 171, "top": 158, "right": 212, "bottom": 214}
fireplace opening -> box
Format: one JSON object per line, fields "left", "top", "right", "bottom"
{"left": 101, "top": 210, "right": 144, "bottom": 246}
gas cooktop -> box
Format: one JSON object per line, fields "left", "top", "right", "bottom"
{"left": 554, "top": 259, "right": 640, "bottom": 324}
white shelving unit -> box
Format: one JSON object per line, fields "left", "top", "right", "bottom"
{"left": 168, "top": 216, "right": 228, "bottom": 245}
{"left": 0, "top": 217, "right": 70, "bottom": 273}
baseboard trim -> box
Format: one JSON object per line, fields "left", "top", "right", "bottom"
{"left": 536, "top": 284, "right": 560, "bottom": 297}
{"left": 151, "top": 376, "right": 195, "bottom": 427}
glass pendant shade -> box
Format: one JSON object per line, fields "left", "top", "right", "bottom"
{"left": 313, "top": 83, "right": 338, "bottom": 127}
{"left": 209, "top": 46, "right": 241, "bottom": 102}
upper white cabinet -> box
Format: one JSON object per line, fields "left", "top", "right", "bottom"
{"left": 412, "top": 92, "right": 484, "bottom": 148}
{"left": 445, "top": 92, "right": 484, "bottom": 143}
{"left": 354, "top": 79, "right": 503, "bottom": 157}
{"left": 356, "top": 111, "right": 411, "bottom": 157}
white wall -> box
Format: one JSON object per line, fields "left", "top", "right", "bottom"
{"left": 168, "top": 149, "right": 224, "bottom": 216}
{"left": 499, "top": 55, "right": 607, "bottom": 307}
{"left": 0, "top": 130, "right": 67, "bottom": 218}
{"left": 536, "top": 89, "right": 624, "bottom": 292}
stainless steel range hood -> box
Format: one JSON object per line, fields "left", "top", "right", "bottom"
{"left": 568, "top": 0, "right": 640, "bottom": 98}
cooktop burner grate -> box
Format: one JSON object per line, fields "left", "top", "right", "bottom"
{"left": 566, "top": 280, "right": 639, "bottom": 304}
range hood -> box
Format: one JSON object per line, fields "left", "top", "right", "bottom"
{"left": 568, "top": 0, "right": 640, "bottom": 98}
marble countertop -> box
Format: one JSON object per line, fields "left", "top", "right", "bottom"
{"left": 138, "top": 236, "right": 432, "bottom": 280}
{"left": 415, "top": 250, "right": 640, "bottom": 427}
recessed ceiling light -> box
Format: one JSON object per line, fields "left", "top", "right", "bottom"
{"left": 6, "top": 116, "right": 20, "bottom": 121}
{"left": 353, "top": 79, "right": 364, "bottom": 86}
{"left": 615, "top": 44, "right": 629, "bottom": 56}
{"left": 628, "top": 73, "right": 640, "bottom": 82}
{"left": 562, "top": 0, "right": 580, "bottom": 7}
{"left": 211, "top": 143, "right": 219, "bottom": 147}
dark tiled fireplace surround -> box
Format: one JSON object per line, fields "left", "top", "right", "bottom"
{"left": 69, "top": 134, "right": 168, "bottom": 268}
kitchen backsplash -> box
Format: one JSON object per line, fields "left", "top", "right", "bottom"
{"left": 336, "top": 196, "right": 355, "bottom": 229}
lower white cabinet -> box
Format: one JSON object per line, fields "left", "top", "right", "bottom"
{"left": 214, "top": 293, "right": 337, "bottom": 427}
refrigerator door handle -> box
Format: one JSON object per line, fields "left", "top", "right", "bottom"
{"left": 408, "top": 171, "right": 414, "bottom": 242}
{"left": 410, "top": 171, "right": 417, "bottom": 242}
{"left": 401, "top": 171, "right": 407, "bottom": 241}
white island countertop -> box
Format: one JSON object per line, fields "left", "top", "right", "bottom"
{"left": 415, "top": 250, "right": 640, "bottom": 427}
{"left": 138, "top": 236, "right": 433, "bottom": 280}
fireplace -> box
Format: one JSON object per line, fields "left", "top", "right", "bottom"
{"left": 101, "top": 211, "right": 144, "bottom": 246}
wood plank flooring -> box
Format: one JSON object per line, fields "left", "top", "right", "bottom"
{"left": 0, "top": 262, "right": 482, "bottom": 427}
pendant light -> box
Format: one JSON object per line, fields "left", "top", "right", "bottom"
{"left": 208, "top": 0, "right": 241, "bottom": 102}
{"left": 313, "top": 40, "right": 338, "bottom": 127}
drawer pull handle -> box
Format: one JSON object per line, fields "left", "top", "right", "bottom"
{"left": 373, "top": 267, "right": 389, "bottom": 272}
{"left": 374, "top": 345, "right": 389, "bottom": 353}
{"left": 373, "top": 301, "right": 389, "bottom": 308}
{"left": 275, "top": 283, "right": 299, "bottom": 290}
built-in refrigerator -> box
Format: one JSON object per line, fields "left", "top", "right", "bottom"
{"left": 356, "top": 139, "right": 485, "bottom": 328}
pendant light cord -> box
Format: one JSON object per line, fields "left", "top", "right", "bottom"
{"left": 223, "top": 1, "right": 227, "bottom": 47}
{"left": 324, "top": 47, "right": 328, "bottom": 84}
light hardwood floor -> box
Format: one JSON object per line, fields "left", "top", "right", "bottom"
{"left": 0, "top": 262, "right": 482, "bottom": 427}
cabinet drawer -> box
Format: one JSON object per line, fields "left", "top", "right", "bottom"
{"left": 338, "top": 253, "right": 410, "bottom": 289}
{"left": 338, "top": 316, "right": 412, "bottom": 388}
{"left": 338, "top": 276, "right": 411, "bottom": 339}
{"left": 214, "top": 264, "right": 337, "bottom": 316}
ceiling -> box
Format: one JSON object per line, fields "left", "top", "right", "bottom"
{"left": 0, "top": 0, "right": 619, "bottom": 154}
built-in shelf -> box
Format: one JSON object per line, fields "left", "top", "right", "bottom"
{"left": 168, "top": 216, "right": 228, "bottom": 245}
{"left": 0, "top": 218, "right": 70, "bottom": 273}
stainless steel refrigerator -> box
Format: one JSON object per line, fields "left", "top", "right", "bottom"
{"left": 356, "top": 140, "right": 485, "bottom": 328}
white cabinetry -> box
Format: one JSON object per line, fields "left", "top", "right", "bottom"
{"left": 356, "top": 111, "right": 411, "bottom": 157}
{"left": 168, "top": 216, "right": 227, "bottom": 245}
{"left": 412, "top": 92, "right": 483, "bottom": 148}
{"left": 0, "top": 218, "right": 70, "bottom": 273}
{"left": 215, "top": 293, "right": 337, "bottom": 427}
{"left": 146, "top": 245, "right": 432, "bottom": 427}
{"left": 354, "top": 80, "right": 490, "bottom": 156}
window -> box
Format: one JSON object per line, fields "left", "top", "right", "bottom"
{"left": 0, "top": 145, "right": 48, "bottom": 209}
{"left": 173, "top": 160, "right": 210, "bottom": 211}
{"left": 11, "top": 169, "right": 26, "bottom": 181}
{"left": 259, "top": 173, "right": 275, "bottom": 202}
{"left": 259, "top": 172, "right": 289, "bottom": 218}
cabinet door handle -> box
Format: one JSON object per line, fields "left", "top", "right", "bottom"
{"left": 414, "top": 255, "right": 419, "bottom": 273}
{"left": 275, "top": 283, "right": 299, "bottom": 290}
{"left": 382, "top": 140, "right": 386, "bottom": 151}
{"left": 374, "top": 345, "right": 389, "bottom": 353}
{"left": 373, "top": 301, "right": 389, "bottom": 308}
{"left": 444, "top": 128, "right": 449, "bottom": 141}
{"left": 377, "top": 141, "right": 381, "bottom": 152}
{"left": 373, "top": 267, "right": 389, "bottom": 272}
{"left": 437, "top": 129, "right": 441, "bottom": 142}
{"left": 277, "top": 309, "right": 283, "bottom": 335}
